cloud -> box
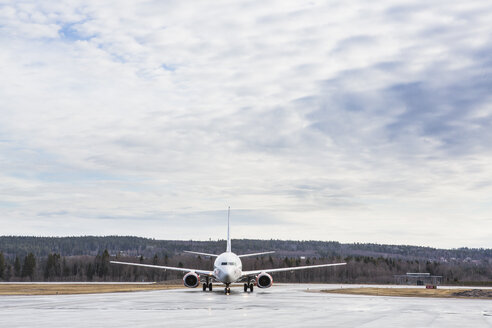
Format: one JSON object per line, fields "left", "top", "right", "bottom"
{"left": 0, "top": 0, "right": 492, "bottom": 248}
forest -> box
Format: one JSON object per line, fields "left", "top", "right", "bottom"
{"left": 0, "top": 236, "right": 490, "bottom": 285}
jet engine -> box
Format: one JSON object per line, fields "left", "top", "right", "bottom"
{"left": 183, "top": 272, "right": 200, "bottom": 288}
{"left": 256, "top": 272, "right": 273, "bottom": 288}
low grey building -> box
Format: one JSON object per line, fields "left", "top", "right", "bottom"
{"left": 394, "top": 272, "right": 442, "bottom": 286}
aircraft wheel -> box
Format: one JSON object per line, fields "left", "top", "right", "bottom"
{"left": 244, "top": 284, "right": 248, "bottom": 292}
{"left": 203, "top": 283, "right": 207, "bottom": 291}
{"left": 209, "top": 283, "right": 212, "bottom": 291}
{"left": 249, "top": 284, "right": 254, "bottom": 292}
{"left": 224, "top": 287, "right": 228, "bottom": 294}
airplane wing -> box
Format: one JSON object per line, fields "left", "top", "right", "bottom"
{"left": 110, "top": 261, "right": 213, "bottom": 276}
{"left": 238, "top": 251, "right": 275, "bottom": 258}
{"left": 242, "top": 262, "right": 346, "bottom": 276}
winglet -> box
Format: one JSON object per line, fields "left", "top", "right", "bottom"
{"left": 226, "top": 206, "right": 231, "bottom": 252}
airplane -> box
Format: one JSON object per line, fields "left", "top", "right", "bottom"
{"left": 110, "top": 208, "right": 346, "bottom": 294}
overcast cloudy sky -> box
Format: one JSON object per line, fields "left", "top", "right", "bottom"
{"left": 1, "top": 1, "right": 491, "bottom": 248}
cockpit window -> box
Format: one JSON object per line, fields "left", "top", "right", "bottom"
{"left": 221, "top": 262, "right": 236, "bottom": 266}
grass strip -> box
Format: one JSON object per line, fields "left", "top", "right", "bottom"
{"left": 0, "top": 283, "right": 183, "bottom": 295}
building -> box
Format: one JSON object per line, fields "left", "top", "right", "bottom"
{"left": 394, "top": 272, "right": 442, "bottom": 286}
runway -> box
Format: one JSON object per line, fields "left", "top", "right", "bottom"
{"left": 1, "top": 284, "right": 491, "bottom": 327}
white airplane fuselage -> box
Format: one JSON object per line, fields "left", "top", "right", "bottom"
{"left": 213, "top": 252, "right": 243, "bottom": 284}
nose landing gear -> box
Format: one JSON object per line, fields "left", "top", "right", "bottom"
{"left": 224, "top": 284, "right": 231, "bottom": 294}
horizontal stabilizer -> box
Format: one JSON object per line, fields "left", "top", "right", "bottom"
{"left": 183, "top": 250, "right": 219, "bottom": 257}
{"left": 238, "top": 251, "right": 275, "bottom": 258}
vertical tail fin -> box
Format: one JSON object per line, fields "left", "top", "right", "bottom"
{"left": 226, "top": 206, "right": 231, "bottom": 252}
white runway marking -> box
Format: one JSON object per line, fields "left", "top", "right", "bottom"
{"left": 0, "top": 284, "right": 491, "bottom": 327}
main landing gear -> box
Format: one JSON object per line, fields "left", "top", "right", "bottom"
{"left": 202, "top": 278, "right": 212, "bottom": 291}
{"left": 243, "top": 283, "right": 254, "bottom": 292}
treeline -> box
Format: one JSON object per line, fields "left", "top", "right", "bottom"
{"left": 0, "top": 236, "right": 491, "bottom": 284}
{"left": 0, "top": 250, "right": 490, "bottom": 285}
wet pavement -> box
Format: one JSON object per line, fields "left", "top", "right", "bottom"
{"left": 1, "top": 284, "right": 491, "bottom": 327}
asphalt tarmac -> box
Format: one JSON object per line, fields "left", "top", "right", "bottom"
{"left": 1, "top": 284, "right": 491, "bottom": 327}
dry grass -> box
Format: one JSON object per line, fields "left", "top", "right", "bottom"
{"left": 321, "top": 287, "right": 492, "bottom": 299}
{"left": 0, "top": 283, "right": 183, "bottom": 295}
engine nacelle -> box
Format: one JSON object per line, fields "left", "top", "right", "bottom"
{"left": 183, "top": 272, "right": 200, "bottom": 288}
{"left": 256, "top": 272, "right": 273, "bottom": 288}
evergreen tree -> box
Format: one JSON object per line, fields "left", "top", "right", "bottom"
{"left": 62, "top": 258, "right": 70, "bottom": 277}
{"left": 5, "top": 264, "right": 12, "bottom": 281}
{"left": 86, "top": 263, "right": 94, "bottom": 281}
{"left": 44, "top": 253, "right": 61, "bottom": 279}
{"left": 14, "top": 256, "right": 21, "bottom": 277}
{"left": 152, "top": 254, "right": 159, "bottom": 281}
{"left": 21, "top": 253, "right": 36, "bottom": 280}
{"left": 164, "top": 254, "right": 168, "bottom": 280}
{"left": 101, "top": 249, "right": 110, "bottom": 277}
{"left": 0, "top": 252, "right": 5, "bottom": 279}
{"left": 96, "top": 249, "right": 110, "bottom": 278}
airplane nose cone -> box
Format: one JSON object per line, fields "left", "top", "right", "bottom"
{"left": 224, "top": 273, "right": 234, "bottom": 282}
{"left": 221, "top": 269, "right": 235, "bottom": 283}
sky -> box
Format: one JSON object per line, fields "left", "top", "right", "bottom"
{"left": 1, "top": 0, "right": 491, "bottom": 248}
